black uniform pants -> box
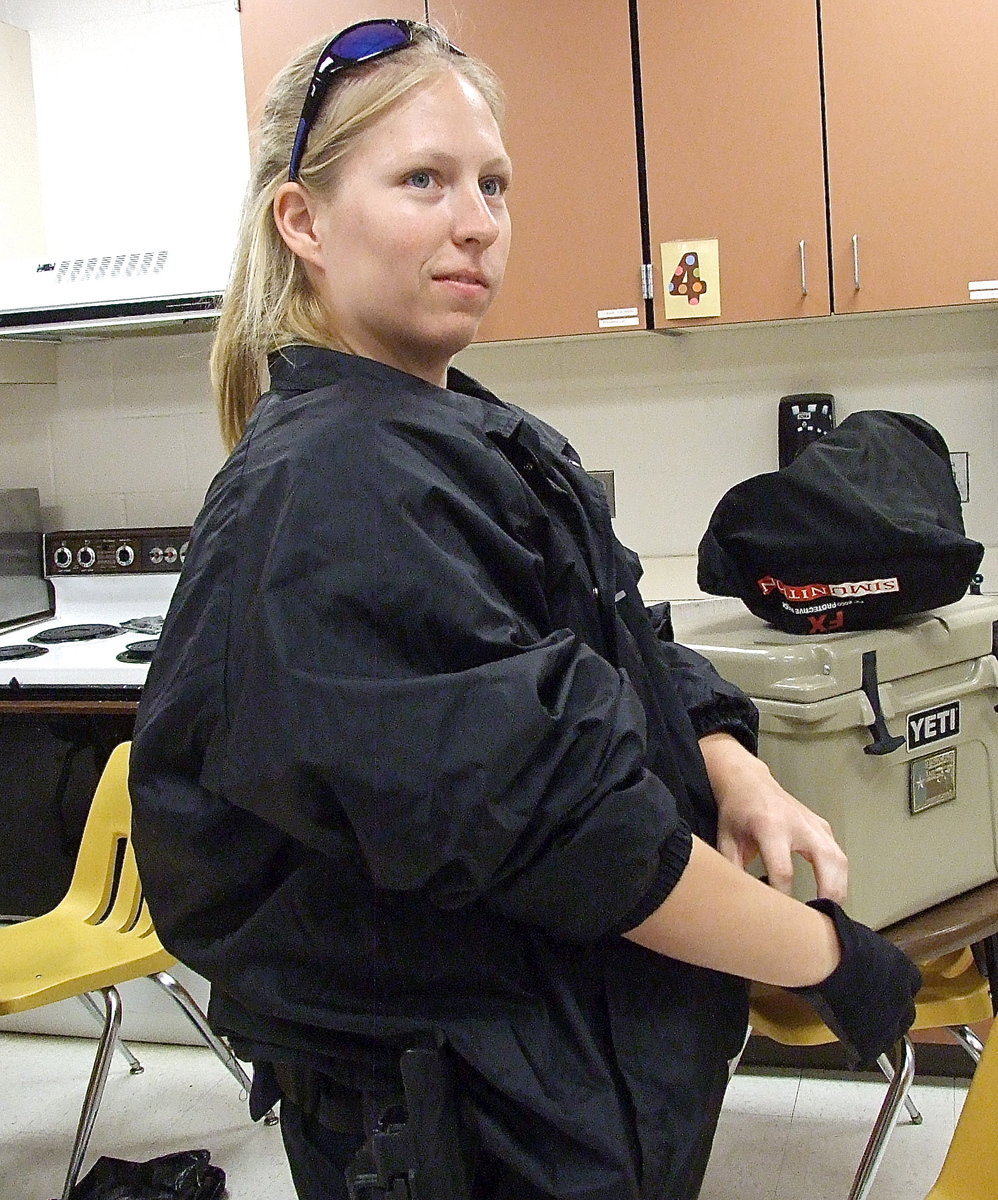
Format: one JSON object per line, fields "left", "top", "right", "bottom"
{"left": 277, "top": 1093, "right": 551, "bottom": 1200}
{"left": 277, "top": 1097, "right": 362, "bottom": 1200}
{"left": 267, "top": 1061, "right": 728, "bottom": 1200}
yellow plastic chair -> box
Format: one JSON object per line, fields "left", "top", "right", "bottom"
{"left": 748, "top": 946, "right": 992, "bottom": 1200}
{"left": 0, "top": 742, "right": 275, "bottom": 1200}
{"left": 924, "top": 1015, "right": 998, "bottom": 1199}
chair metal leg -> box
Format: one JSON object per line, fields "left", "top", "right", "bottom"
{"left": 147, "top": 971, "right": 279, "bottom": 1126}
{"left": 61, "top": 985, "right": 122, "bottom": 1200}
{"left": 947, "top": 1024, "right": 985, "bottom": 1065}
{"left": 876, "top": 1051, "right": 922, "bottom": 1124}
{"left": 846, "top": 1036, "right": 916, "bottom": 1200}
{"left": 76, "top": 991, "right": 144, "bottom": 1074}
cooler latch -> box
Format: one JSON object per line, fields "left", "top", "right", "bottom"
{"left": 861, "top": 650, "right": 905, "bottom": 756}
{"left": 991, "top": 619, "right": 998, "bottom": 714}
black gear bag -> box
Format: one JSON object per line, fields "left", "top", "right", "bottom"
{"left": 697, "top": 410, "right": 983, "bottom": 635}
{"left": 67, "top": 1149, "right": 224, "bottom": 1200}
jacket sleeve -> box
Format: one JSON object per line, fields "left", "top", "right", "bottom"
{"left": 623, "top": 548, "right": 759, "bottom": 754}
{"left": 214, "top": 422, "right": 691, "bottom": 944}
{"left": 652, "top": 638, "right": 759, "bottom": 753}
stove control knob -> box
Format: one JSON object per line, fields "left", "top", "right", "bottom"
{"left": 77, "top": 545, "right": 96, "bottom": 570}
{"left": 180, "top": 540, "right": 189, "bottom": 563}
{"left": 115, "top": 544, "right": 135, "bottom": 568}
{"left": 53, "top": 545, "right": 73, "bottom": 570}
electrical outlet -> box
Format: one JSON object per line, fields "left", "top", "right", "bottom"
{"left": 589, "top": 470, "right": 616, "bottom": 516}
{"left": 778, "top": 393, "right": 835, "bottom": 468}
{"left": 950, "top": 451, "right": 970, "bottom": 503}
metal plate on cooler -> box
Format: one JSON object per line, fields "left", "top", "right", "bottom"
{"left": 909, "top": 748, "right": 957, "bottom": 814}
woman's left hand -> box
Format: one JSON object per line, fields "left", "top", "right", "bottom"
{"left": 698, "top": 731, "right": 848, "bottom": 903}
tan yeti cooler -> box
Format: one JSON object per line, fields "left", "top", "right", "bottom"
{"left": 671, "top": 594, "right": 998, "bottom": 929}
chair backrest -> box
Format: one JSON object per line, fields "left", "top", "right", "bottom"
{"left": 58, "top": 742, "right": 154, "bottom": 939}
{"left": 926, "top": 1018, "right": 998, "bottom": 1198}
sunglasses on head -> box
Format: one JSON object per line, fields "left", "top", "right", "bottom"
{"left": 288, "top": 18, "right": 465, "bottom": 182}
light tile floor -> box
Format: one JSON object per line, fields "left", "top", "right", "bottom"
{"left": 0, "top": 1032, "right": 968, "bottom": 1200}
{"left": 701, "top": 1066, "right": 966, "bottom": 1200}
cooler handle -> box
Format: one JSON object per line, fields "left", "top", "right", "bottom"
{"left": 861, "top": 650, "right": 905, "bottom": 756}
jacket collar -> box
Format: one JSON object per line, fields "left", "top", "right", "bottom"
{"left": 265, "top": 344, "right": 567, "bottom": 452}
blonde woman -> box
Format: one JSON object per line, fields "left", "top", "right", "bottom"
{"left": 131, "top": 20, "right": 920, "bottom": 1200}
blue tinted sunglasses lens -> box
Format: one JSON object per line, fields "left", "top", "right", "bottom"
{"left": 289, "top": 20, "right": 463, "bottom": 181}
{"left": 330, "top": 22, "right": 411, "bottom": 59}
{"left": 289, "top": 20, "right": 417, "bottom": 180}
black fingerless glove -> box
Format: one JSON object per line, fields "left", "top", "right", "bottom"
{"left": 789, "top": 897, "right": 922, "bottom": 1068}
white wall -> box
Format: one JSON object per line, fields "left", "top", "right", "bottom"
{"left": 0, "top": 331, "right": 220, "bottom": 530}
{"left": 458, "top": 305, "right": 998, "bottom": 563}
{"left": 1, "top": 304, "right": 997, "bottom": 596}
{"left": 0, "top": 0, "right": 248, "bottom": 269}
{"left": 0, "top": 20, "right": 44, "bottom": 260}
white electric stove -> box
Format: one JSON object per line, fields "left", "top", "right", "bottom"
{"left": 0, "top": 528, "right": 187, "bottom": 692}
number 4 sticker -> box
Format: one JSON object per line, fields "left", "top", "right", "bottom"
{"left": 661, "top": 239, "right": 722, "bottom": 320}
{"left": 670, "top": 251, "right": 707, "bottom": 304}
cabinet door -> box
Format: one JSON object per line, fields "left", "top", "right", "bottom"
{"left": 822, "top": 1, "right": 998, "bottom": 314}
{"left": 430, "top": 0, "right": 645, "bottom": 341}
{"left": 638, "top": 1, "right": 830, "bottom": 327}
{"left": 239, "top": 1, "right": 425, "bottom": 132}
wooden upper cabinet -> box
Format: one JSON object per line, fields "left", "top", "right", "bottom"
{"left": 238, "top": 1, "right": 425, "bottom": 132}
{"left": 238, "top": 0, "right": 644, "bottom": 342}
{"left": 235, "top": 4, "right": 998, "bottom": 342}
{"left": 430, "top": 0, "right": 645, "bottom": 341}
{"left": 636, "top": 1, "right": 831, "bottom": 328}
{"left": 821, "top": 1, "right": 998, "bottom": 314}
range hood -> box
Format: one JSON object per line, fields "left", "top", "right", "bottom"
{"left": 0, "top": 0, "right": 249, "bottom": 340}
{"left": 0, "top": 246, "right": 225, "bottom": 338}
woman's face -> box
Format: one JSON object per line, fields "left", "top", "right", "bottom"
{"left": 289, "top": 69, "right": 512, "bottom": 387}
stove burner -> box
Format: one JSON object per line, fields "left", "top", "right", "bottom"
{"left": 120, "top": 615, "right": 165, "bottom": 636}
{"left": 0, "top": 644, "right": 50, "bottom": 662}
{"left": 116, "top": 638, "right": 159, "bottom": 665}
{"left": 29, "top": 623, "right": 123, "bottom": 645}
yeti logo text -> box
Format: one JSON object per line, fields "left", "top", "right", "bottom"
{"left": 907, "top": 701, "right": 961, "bottom": 751}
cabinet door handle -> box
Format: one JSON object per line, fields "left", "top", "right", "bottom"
{"left": 799, "top": 240, "right": 808, "bottom": 296}
{"left": 852, "top": 234, "right": 861, "bottom": 290}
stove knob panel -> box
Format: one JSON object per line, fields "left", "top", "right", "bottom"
{"left": 77, "top": 545, "right": 96, "bottom": 570}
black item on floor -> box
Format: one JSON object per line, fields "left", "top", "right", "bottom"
{"left": 66, "top": 1150, "right": 225, "bottom": 1200}
{"left": 697, "top": 410, "right": 983, "bottom": 634}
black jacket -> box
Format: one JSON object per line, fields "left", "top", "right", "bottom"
{"left": 131, "top": 346, "right": 756, "bottom": 1199}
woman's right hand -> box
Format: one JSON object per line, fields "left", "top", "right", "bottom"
{"left": 789, "top": 898, "right": 922, "bottom": 1067}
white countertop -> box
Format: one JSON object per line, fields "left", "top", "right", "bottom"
{"left": 635, "top": 555, "right": 711, "bottom": 606}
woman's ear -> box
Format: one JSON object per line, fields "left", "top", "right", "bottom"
{"left": 273, "top": 182, "right": 325, "bottom": 268}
